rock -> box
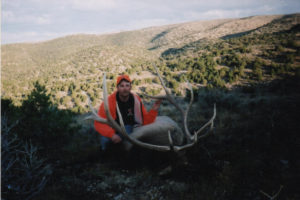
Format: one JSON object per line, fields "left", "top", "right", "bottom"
{"left": 97, "top": 182, "right": 110, "bottom": 190}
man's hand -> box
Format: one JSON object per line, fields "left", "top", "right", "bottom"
{"left": 152, "top": 99, "right": 162, "bottom": 111}
{"left": 111, "top": 134, "right": 122, "bottom": 143}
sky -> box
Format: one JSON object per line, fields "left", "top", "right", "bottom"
{"left": 1, "top": 0, "right": 300, "bottom": 44}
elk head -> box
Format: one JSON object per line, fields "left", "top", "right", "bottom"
{"left": 85, "top": 65, "right": 216, "bottom": 152}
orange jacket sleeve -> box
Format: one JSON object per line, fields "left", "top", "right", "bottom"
{"left": 94, "top": 102, "right": 116, "bottom": 138}
{"left": 143, "top": 108, "right": 158, "bottom": 125}
{"left": 94, "top": 92, "right": 118, "bottom": 138}
{"left": 139, "top": 97, "right": 158, "bottom": 125}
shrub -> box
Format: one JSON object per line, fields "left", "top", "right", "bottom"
{"left": 276, "top": 45, "right": 284, "bottom": 52}
{"left": 1, "top": 115, "right": 52, "bottom": 200}
{"left": 252, "top": 59, "right": 263, "bottom": 80}
{"left": 284, "top": 54, "right": 295, "bottom": 64}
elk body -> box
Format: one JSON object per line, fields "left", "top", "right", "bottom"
{"left": 86, "top": 65, "right": 216, "bottom": 152}
{"left": 122, "top": 116, "right": 185, "bottom": 151}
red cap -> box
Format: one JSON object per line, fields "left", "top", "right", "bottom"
{"left": 116, "top": 74, "right": 131, "bottom": 86}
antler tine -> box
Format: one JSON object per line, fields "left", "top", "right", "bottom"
{"left": 171, "top": 104, "right": 216, "bottom": 152}
{"left": 184, "top": 82, "right": 194, "bottom": 140}
{"left": 171, "top": 129, "right": 199, "bottom": 152}
{"left": 186, "top": 82, "right": 194, "bottom": 119}
{"left": 101, "top": 73, "right": 125, "bottom": 134}
{"left": 84, "top": 75, "right": 121, "bottom": 128}
{"left": 84, "top": 94, "right": 107, "bottom": 123}
{"left": 173, "top": 141, "right": 196, "bottom": 152}
{"left": 116, "top": 102, "right": 171, "bottom": 152}
{"left": 168, "top": 130, "right": 174, "bottom": 150}
{"left": 153, "top": 64, "right": 193, "bottom": 139}
{"left": 153, "top": 64, "right": 184, "bottom": 113}
{"left": 195, "top": 103, "right": 216, "bottom": 139}
{"left": 170, "top": 103, "right": 216, "bottom": 153}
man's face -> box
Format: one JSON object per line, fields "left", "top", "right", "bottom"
{"left": 117, "top": 80, "right": 131, "bottom": 97}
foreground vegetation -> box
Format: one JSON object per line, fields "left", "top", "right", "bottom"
{"left": 2, "top": 73, "right": 300, "bottom": 199}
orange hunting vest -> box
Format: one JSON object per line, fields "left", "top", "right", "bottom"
{"left": 94, "top": 91, "right": 158, "bottom": 138}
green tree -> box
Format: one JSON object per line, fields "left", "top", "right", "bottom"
{"left": 17, "top": 82, "right": 76, "bottom": 160}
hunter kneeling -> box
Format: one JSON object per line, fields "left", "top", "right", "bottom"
{"left": 94, "top": 74, "right": 162, "bottom": 150}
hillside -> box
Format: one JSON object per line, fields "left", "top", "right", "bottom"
{"left": 2, "top": 13, "right": 299, "bottom": 109}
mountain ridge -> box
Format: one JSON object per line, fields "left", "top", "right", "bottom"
{"left": 3, "top": 14, "right": 296, "bottom": 75}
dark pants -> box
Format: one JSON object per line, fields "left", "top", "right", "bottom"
{"left": 100, "top": 125, "right": 133, "bottom": 150}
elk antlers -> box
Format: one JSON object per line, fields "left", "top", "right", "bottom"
{"left": 142, "top": 65, "right": 216, "bottom": 143}
{"left": 85, "top": 65, "right": 216, "bottom": 152}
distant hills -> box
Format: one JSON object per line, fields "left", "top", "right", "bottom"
{"left": 1, "top": 13, "right": 299, "bottom": 110}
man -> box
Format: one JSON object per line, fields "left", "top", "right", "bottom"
{"left": 94, "top": 74, "right": 162, "bottom": 150}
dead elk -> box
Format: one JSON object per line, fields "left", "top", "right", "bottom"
{"left": 85, "top": 65, "right": 216, "bottom": 153}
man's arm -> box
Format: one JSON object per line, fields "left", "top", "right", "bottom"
{"left": 94, "top": 103, "right": 116, "bottom": 138}
{"left": 141, "top": 99, "right": 162, "bottom": 125}
{"left": 152, "top": 99, "right": 162, "bottom": 111}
